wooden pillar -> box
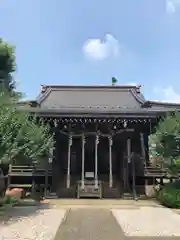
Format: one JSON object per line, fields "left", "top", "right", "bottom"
{"left": 123, "top": 152, "right": 126, "bottom": 190}
{"left": 108, "top": 136, "right": 113, "bottom": 188}
{"left": 140, "top": 132, "right": 146, "bottom": 167}
{"left": 127, "top": 138, "right": 131, "bottom": 163}
{"left": 51, "top": 130, "right": 58, "bottom": 192}
{"left": 81, "top": 134, "right": 85, "bottom": 189}
{"left": 47, "top": 145, "right": 53, "bottom": 193}
{"left": 126, "top": 138, "right": 131, "bottom": 192}
{"left": 95, "top": 134, "right": 99, "bottom": 188}
{"left": 45, "top": 161, "right": 49, "bottom": 197}
{"left": 67, "top": 134, "right": 72, "bottom": 188}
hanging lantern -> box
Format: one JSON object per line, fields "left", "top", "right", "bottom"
{"left": 109, "top": 136, "right": 113, "bottom": 146}
{"left": 123, "top": 120, "right": 127, "bottom": 128}
{"left": 69, "top": 135, "right": 72, "bottom": 146}
{"left": 96, "top": 135, "right": 99, "bottom": 144}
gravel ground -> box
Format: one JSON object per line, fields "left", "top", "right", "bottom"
{"left": 1, "top": 203, "right": 180, "bottom": 239}
{"left": 0, "top": 207, "right": 66, "bottom": 240}
{"left": 112, "top": 207, "right": 180, "bottom": 237}
{"left": 54, "top": 208, "right": 125, "bottom": 240}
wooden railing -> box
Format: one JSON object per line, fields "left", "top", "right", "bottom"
{"left": 7, "top": 165, "right": 52, "bottom": 192}
{"left": 8, "top": 165, "right": 52, "bottom": 176}
{"left": 144, "top": 166, "right": 168, "bottom": 177}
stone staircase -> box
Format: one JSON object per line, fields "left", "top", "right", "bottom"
{"left": 53, "top": 175, "right": 124, "bottom": 199}
{"left": 122, "top": 192, "right": 134, "bottom": 200}
{"left": 102, "top": 181, "right": 121, "bottom": 198}
{"left": 57, "top": 185, "right": 76, "bottom": 198}
{"left": 56, "top": 176, "right": 77, "bottom": 198}
{"left": 46, "top": 191, "right": 58, "bottom": 199}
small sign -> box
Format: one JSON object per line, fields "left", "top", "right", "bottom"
{"left": 85, "top": 172, "right": 94, "bottom": 178}
{"left": 48, "top": 157, "right": 52, "bottom": 163}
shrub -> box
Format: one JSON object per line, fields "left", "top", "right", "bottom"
{"left": 157, "top": 181, "right": 180, "bottom": 208}
{"left": 0, "top": 195, "right": 19, "bottom": 207}
{"left": 4, "top": 195, "right": 19, "bottom": 205}
{"left": 0, "top": 197, "right": 6, "bottom": 207}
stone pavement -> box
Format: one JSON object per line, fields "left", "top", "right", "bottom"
{"left": 49, "top": 198, "right": 160, "bottom": 209}
{"left": 54, "top": 208, "right": 125, "bottom": 240}
{"left": 54, "top": 207, "right": 180, "bottom": 240}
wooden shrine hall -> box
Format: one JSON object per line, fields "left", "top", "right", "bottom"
{"left": 15, "top": 84, "right": 180, "bottom": 199}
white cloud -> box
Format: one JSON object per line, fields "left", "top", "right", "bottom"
{"left": 153, "top": 86, "right": 180, "bottom": 103}
{"left": 82, "top": 34, "right": 120, "bottom": 60}
{"left": 166, "top": 1, "right": 176, "bottom": 13}
{"left": 166, "top": 0, "right": 180, "bottom": 14}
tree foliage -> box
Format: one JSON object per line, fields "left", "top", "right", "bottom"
{"left": 0, "top": 38, "right": 55, "bottom": 166}
{"left": 157, "top": 182, "right": 180, "bottom": 208}
{"left": 0, "top": 93, "right": 55, "bottom": 165}
{"left": 149, "top": 112, "right": 180, "bottom": 172}
{"left": 0, "top": 38, "right": 16, "bottom": 94}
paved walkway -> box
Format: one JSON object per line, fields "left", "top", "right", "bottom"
{"left": 54, "top": 208, "right": 125, "bottom": 240}
{"left": 54, "top": 207, "right": 180, "bottom": 240}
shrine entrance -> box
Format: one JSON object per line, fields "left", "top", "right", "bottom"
{"left": 54, "top": 128, "right": 145, "bottom": 199}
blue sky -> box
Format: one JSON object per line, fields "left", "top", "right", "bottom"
{"left": 0, "top": 0, "right": 180, "bottom": 102}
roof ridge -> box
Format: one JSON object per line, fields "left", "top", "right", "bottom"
{"left": 130, "top": 88, "right": 145, "bottom": 105}
{"left": 40, "top": 84, "right": 140, "bottom": 89}
{"left": 37, "top": 87, "right": 52, "bottom": 104}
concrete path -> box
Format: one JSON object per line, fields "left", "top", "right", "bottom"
{"left": 54, "top": 207, "right": 180, "bottom": 240}
{"left": 54, "top": 208, "right": 125, "bottom": 240}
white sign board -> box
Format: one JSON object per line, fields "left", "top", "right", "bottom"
{"left": 85, "top": 172, "right": 94, "bottom": 178}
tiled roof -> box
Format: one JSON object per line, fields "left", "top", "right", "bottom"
{"left": 36, "top": 85, "right": 146, "bottom": 109}
{"left": 18, "top": 85, "right": 180, "bottom": 115}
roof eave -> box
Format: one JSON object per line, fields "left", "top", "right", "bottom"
{"left": 17, "top": 107, "right": 169, "bottom": 118}
{"left": 148, "top": 100, "right": 180, "bottom": 108}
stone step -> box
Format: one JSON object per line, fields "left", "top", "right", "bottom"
{"left": 57, "top": 186, "right": 76, "bottom": 198}
{"left": 49, "top": 192, "right": 57, "bottom": 196}
{"left": 46, "top": 195, "right": 58, "bottom": 199}
{"left": 122, "top": 192, "right": 134, "bottom": 200}
{"left": 102, "top": 187, "right": 121, "bottom": 198}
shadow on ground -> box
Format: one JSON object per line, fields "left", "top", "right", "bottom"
{"left": 0, "top": 201, "right": 51, "bottom": 224}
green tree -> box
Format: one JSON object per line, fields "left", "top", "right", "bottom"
{"left": 0, "top": 93, "right": 55, "bottom": 165}
{"left": 150, "top": 112, "right": 180, "bottom": 173}
{"left": 0, "top": 38, "right": 16, "bottom": 94}
{"left": 155, "top": 113, "right": 180, "bottom": 159}
{"left": 0, "top": 38, "right": 54, "bottom": 166}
